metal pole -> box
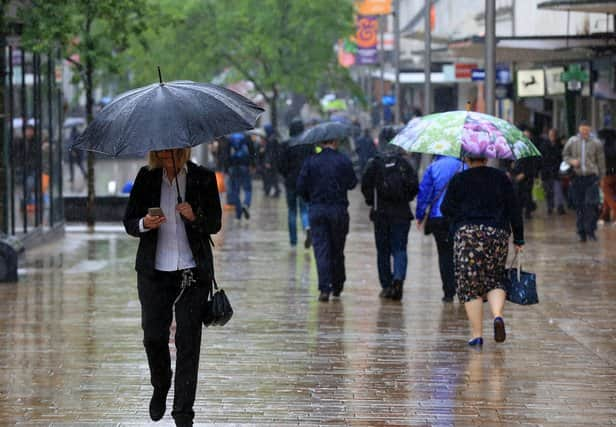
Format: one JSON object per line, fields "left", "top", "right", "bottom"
{"left": 394, "top": 0, "right": 401, "bottom": 124}
{"left": 379, "top": 14, "right": 385, "bottom": 125}
{"left": 424, "top": 0, "right": 431, "bottom": 115}
{"left": 485, "top": 0, "right": 496, "bottom": 116}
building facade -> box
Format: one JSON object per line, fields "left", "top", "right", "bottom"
{"left": 1, "top": 1, "right": 64, "bottom": 248}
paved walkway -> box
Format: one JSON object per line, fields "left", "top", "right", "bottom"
{"left": 1, "top": 187, "right": 615, "bottom": 426}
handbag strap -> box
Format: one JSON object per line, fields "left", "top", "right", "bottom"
{"left": 509, "top": 251, "right": 522, "bottom": 281}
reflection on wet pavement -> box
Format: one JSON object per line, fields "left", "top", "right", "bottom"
{"left": 1, "top": 190, "right": 615, "bottom": 425}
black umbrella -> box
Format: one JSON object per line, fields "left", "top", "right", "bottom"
{"left": 72, "top": 71, "right": 264, "bottom": 202}
{"left": 294, "top": 121, "right": 351, "bottom": 146}
{"left": 72, "top": 77, "right": 264, "bottom": 157}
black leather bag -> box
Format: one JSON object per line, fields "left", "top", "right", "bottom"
{"left": 203, "top": 278, "right": 233, "bottom": 327}
{"left": 503, "top": 254, "right": 539, "bottom": 305}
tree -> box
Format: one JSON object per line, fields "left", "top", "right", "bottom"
{"left": 19, "top": 0, "right": 157, "bottom": 226}
{"left": 128, "top": 0, "right": 357, "bottom": 131}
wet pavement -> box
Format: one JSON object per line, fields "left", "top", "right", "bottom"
{"left": 1, "top": 186, "right": 616, "bottom": 426}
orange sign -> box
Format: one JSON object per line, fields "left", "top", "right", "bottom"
{"left": 356, "top": 16, "right": 378, "bottom": 48}
{"left": 356, "top": 0, "right": 392, "bottom": 15}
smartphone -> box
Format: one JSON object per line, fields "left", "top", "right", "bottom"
{"left": 148, "top": 207, "right": 164, "bottom": 217}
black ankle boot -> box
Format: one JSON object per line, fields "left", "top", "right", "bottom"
{"left": 390, "top": 279, "right": 403, "bottom": 301}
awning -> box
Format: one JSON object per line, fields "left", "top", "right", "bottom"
{"left": 537, "top": 0, "right": 616, "bottom": 14}
{"left": 371, "top": 70, "right": 449, "bottom": 84}
{"left": 448, "top": 34, "right": 614, "bottom": 63}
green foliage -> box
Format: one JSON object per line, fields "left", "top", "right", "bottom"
{"left": 126, "top": 0, "right": 357, "bottom": 105}
{"left": 19, "top": 0, "right": 158, "bottom": 86}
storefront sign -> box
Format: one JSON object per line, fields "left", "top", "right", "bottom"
{"left": 355, "top": 15, "right": 379, "bottom": 65}
{"left": 471, "top": 69, "right": 485, "bottom": 81}
{"left": 356, "top": 0, "right": 392, "bottom": 15}
{"left": 455, "top": 63, "right": 477, "bottom": 80}
{"left": 545, "top": 67, "right": 565, "bottom": 95}
{"left": 516, "top": 69, "right": 545, "bottom": 98}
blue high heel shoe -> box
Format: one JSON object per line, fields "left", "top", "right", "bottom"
{"left": 468, "top": 337, "right": 483, "bottom": 347}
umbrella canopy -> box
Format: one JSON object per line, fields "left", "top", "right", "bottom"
{"left": 390, "top": 111, "right": 542, "bottom": 160}
{"left": 72, "top": 80, "right": 264, "bottom": 156}
{"left": 294, "top": 121, "right": 351, "bottom": 146}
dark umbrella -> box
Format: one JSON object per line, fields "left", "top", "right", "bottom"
{"left": 294, "top": 121, "right": 351, "bottom": 146}
{"left": 72, "top": 79, "right": 263, "bottom": 157}
{"left": 72, "top": 71, "right": 264, "bottom": 202}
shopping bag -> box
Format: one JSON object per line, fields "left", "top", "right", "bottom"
{"left": 504, "top": 254, "right": 539, "bottom": 305}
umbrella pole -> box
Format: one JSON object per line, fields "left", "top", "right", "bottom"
{"left": 158, "top": 66, "right": 163, "bottom": 85}
{"left": 171, "top": 150, "right": 182, "bottom": 204}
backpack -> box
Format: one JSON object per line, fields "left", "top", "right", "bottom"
{"left": 229, "top": 134, "right": 250, "bottom": 164}
{"left": 375, "top": 155, "right": 416, "bottom": 202}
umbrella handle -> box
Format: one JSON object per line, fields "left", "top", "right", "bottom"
{"left": 158, "top": 66, "right": 163, "bottom": 85}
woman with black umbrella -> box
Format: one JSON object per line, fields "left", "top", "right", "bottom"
{"left": 123, "top": 148, "right": 221, "bottom": 427}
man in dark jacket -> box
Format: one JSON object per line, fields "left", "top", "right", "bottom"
{"left": 512, "top": 125, "right": 540, "bottom": 219}
{"left": 361, "top": 146, "right": 418, "bottom": 300}
{"left": 279, "top": 118, "right": 314, "bottom": 247}
{"left": 297, "top": 137, "right": 358, "bottom": 302}
{"left": 355, "top": 128, "right": 377, "bottom": 174}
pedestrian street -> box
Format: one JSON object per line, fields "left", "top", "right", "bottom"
{"left": 1, "top": 189, "right": 615, "bottom": 426}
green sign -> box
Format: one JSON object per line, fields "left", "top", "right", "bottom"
{"left": 560, "top": 64, "right": 589, "bottom": 83}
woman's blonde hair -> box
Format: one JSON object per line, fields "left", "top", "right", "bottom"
{"left": 148, "top": 148, "right": 191, "bottom": 170}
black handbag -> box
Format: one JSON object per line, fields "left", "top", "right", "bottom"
{"left": 203, "top": 277, "right": 233, "bottom": 327}
{"left": 504, "top": 254, "right": 539, "bottom": 305}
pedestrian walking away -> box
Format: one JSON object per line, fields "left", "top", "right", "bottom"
{"left": 562, "top": 120, "right": 606, "bottom": 241}
{"left": 263, "top": 124, "right": 281, "bottom": 197}
{"left": 539, "top": 128, "right": 566, "bottom": 215}
{"left": 415, "top": 155, "right": 466, "bottom": 302}
{"left": 279, "top": 118, "right": 314, "bottom": 247}
{"left": 124, "top": 148, "right": 222, "bottom": 426}
{"left": 227, "top": 132, "right": 254, "bottom": 220}
{"left": 297, "top": 122, "right": 358, "bottom": 302}
{"left": 361, "top": 144, "right": 418, "bottom": 301}
{"left": 441, "top": 153, "right": 524, "bottom": 347}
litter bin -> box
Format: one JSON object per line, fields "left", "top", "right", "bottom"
{"left": 0, "top": 234, "right": 23, "bottom": 283}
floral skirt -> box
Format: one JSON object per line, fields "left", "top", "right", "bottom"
{"left": 453, "top": 224, "right": 510, "bottom": 303}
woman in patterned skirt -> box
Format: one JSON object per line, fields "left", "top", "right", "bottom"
{"left": 441, "top": 155, "right": 524, "bottom": 346}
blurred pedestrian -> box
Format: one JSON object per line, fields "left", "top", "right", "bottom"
{"left": 361, "top": 145, "right": 418, "bottom": 301}
{"left": 123, "top": 148, "right": 222, "bottom": 427}
{"left": 441, "top": 154, "right": 524, "bottom": 347}
{"left": 598, "top": 128, "right": 616, "bottom": 225}
{"left": 263, "top": 124, "right": 281, "bottom": 197}
{"left": 355, "top": 128, "right": 377, "bottom": 174}
{"left": 511, "top": 125, "right": 539, "bottom": 219}
{"left": 279, "top": 118, "right": 313, "bottom": 247}
{"left": 539, "top": 128, "right": 566, "bottom": 215}
{"left": 227, "top": 132, "right": 253, "bottom": 220}
{"left": 297, "top": 136, "right": 357, "bottom": 302}
{"left": 416, "top": 155, "right": 466, "bottom": 302}
{"left": 68, "top": 126, "right": 87, "bottom": 184}
{"left": 563, "top": 120, "right": 606, "bottom": 241}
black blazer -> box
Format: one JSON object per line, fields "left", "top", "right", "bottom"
{"left": 123, "top": 161, "right": 222, "bottom": 284}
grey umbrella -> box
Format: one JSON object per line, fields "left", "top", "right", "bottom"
{"left": 293, "top": 121, "right": 351, "bottom": 146}
{"left": 72, "top": 79, "right": 264, "bottom": 157}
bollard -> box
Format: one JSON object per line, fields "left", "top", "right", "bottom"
{"left": 0, "top": 234, "right": 23, "bottom": 283}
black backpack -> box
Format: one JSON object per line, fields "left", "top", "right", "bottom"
{"left": 375, "top": 155, "right": 416, "bottom": 202}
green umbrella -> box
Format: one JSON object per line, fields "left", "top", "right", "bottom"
{"left": 390, "top": 111, "right": 541, "bottom": 159}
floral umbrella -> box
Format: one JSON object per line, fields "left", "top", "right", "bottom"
{"left": 390, "top": 110, "right": 542, "bottom": 160}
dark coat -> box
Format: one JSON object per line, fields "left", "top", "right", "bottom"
{"left": 123, "top": 161, "right": 222, "bottom": 284}
{"left": 296, "top": 147, "right": 357, "bottom": 208}
{"left": 278, "top": 142, "right": 314, "bottom": 190}
{"left": 361, "top": 153, "right": 419, "bottom": 223}
{"left": 539, "top": 138, "right": 563, "bottom": 180}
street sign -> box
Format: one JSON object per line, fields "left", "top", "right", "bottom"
{"left": 471, "top": 69, "right": 485, "bottom": 81}
{"left": 545, "top": 67, "right": 566, "bottom": 95}
{"left": 455, "top": 63, "right": 477, "bottom": 80}
{"left": 516, "top": 69, "right": 545, "bottom": 98}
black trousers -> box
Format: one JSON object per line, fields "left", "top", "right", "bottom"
{"left": 430, "top": 219, "right": 456, "bottom": 298}
{"left": 137, "top": 270, "right": 208, "bottom": 423}
{"left": 570, "top": 175, "right": 600, "bottom": 237}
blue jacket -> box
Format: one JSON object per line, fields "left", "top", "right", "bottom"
{"left": 416, "top": 156, "right": 465, "bottom": 220}
{"left": 296, "top": 147, "right": 357, "bottom": 208}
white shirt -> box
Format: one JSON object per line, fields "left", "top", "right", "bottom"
{"left": 139, "top": 167, "right": 196, "bottom": 271}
